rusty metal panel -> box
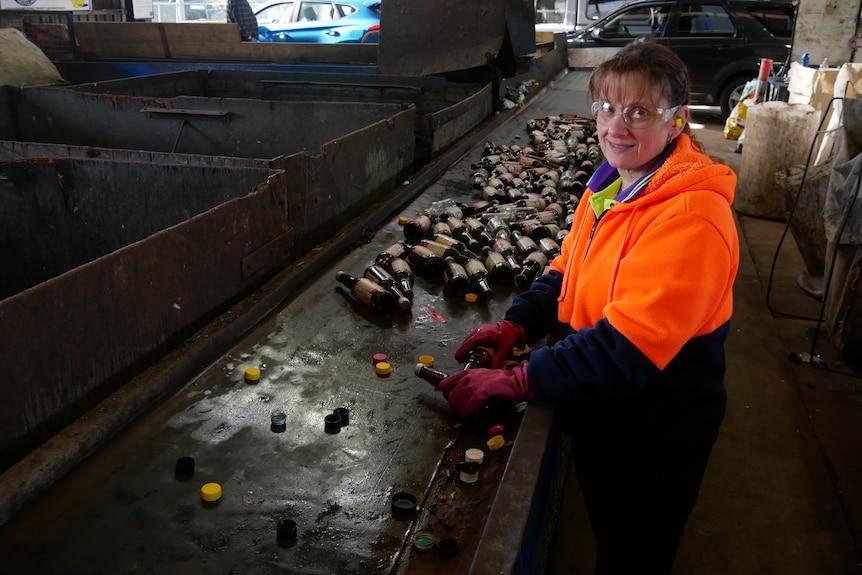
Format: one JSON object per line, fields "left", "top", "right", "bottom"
{"left": 0, "top": 161, "right": 289, "bottom": 470}
{"left": 59, "top": 70, "right": 490, "bottom": 165}
{"left": 276, "top": 108, "right": 416, "bottom": 255}
{"left": 64, "top": 69, "right": 210, "bottom": 97}
{"left": 0, "top": 140, "right": 269, "bottom": 168}
{"left": 377, "top": 0, "right": 506, "bottom": 77}
{"left": 5, "top": 88, "right": 406, "bottom": 160}
{"left": 428, "top": 82, "right": 493, "bottom": 156}
{"left": 72, "top": 22, "right": 379, "bottom": 65}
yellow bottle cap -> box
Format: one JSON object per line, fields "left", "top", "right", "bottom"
{"left": 398, "top": 216, "right": 409, "bottom": 225}
{"left": 487, "top": 435, "right": 505, "bottom": 451}
{"left": 244, "top": 367, "right": 261, "bottom": 382}
{"left": 418, "top": 355, "right": 434, "bottom": 367}
{"left": 376, "top": 362, "right": 392, "bottom": 376}
{"left": 200, "top": 482, "right": 222, "bottom": 502}
{"left": 465, "top": 293, "right": 478, "bottom": 303}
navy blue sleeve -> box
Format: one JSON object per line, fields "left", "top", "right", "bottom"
{"left": 504, "top": 270, "right": 563, "bottom": 344}
{"left": 527, "top": 318, "right": 661, "bottom": 401}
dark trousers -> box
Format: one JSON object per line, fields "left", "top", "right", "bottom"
{"left": 574, "top": 438, "right": 716, "bottom": 575}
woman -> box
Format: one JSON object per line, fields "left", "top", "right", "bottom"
{"left": 438, "top": 42, "right": 739, "bottom": 574}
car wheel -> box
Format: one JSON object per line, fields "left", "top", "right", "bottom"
{"left": 719, "top": 77, "right": 750, "bottom": 118}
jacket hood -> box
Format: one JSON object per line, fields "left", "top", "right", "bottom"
{"left": 634, "top": 133, "right": 736, "bottom": 208}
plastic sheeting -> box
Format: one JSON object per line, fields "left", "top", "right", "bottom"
{"left": 0, "top": 28, "right": 67, "bottom": 88}
{"left": 823, "top": 151, "right": 862, "bottom": 356}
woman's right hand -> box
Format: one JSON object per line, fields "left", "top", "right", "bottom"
{"left": 454, "top": 320, "right": 526, "bottom": 369}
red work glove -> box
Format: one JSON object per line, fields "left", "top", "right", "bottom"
{"left": 454, "top": 320, "right": 526, "bottom": 369}
{"left": 437, "top": 364, "right": 533, "bottom": 420}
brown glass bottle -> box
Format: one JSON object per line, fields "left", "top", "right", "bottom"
{"left": 414, "top": 363, "right": 449, "bottom": 390}
{"left": 446, "top": 218, "right": 480, "bottom": 251}
{"left": 538, "top": 237, "right": 561, "bottom": 259}
{"left": 390, "top": 257, "right": 415, "bottom": 301}
{"left": 414, "top": 359, "right": 515, "bottom": 426}
{"left": 419, "top": 239, "right": 468, "bottom": 264}
{"left": 514, "top": 251, "right": 549, "bottom": 289}
{"left": 335, "top": 271, "right": 394, "bottom": 312}
{"left": 461, "top": 200, "right": 493, "bottom": 217}
{"left": 442, "top": 257, "right": 471, "bottom": 297}
{"left": 511, "top": 229, "right": 539, "bottom": 261}
{"left": 463, "top": 345, "right": 494, "bottom": 369}
{"left": 482, "top": 246, "right": 513, "bottom": 285}
{"left": 364, "top": 264, "right": 412, "bottom": 310}
{"left": 432, "top": 219, "right": 451, "bottom": 236}
{"left": 433, "top": 233, "right": 477, "bottom": 259}
{"left": 464, "top": 217, "right": 494, "bottom": 247}
{"left": 471, "top": 168, "right": 490, "bottom": 189}
{"left": 403, "top": 214, "right": 433, "bottom": 242}
{"left": 492, "top": 237, "right": 522, "bottom": 275}
{"left": 406, "top": 244, "right": 446, "bottom": 275}
{"left": 375, "top": 242, "right": 409, "bottom": 270}
{"left": 464, "top": 258, "right": 495, "bottom": 300}
{"left": 482, "top": 185, "right": 507, "bottom": 204}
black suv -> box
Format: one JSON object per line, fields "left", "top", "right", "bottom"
{"left": 566, "top": 1, "right": 796, "bottom": 116}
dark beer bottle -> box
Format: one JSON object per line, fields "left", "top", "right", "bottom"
{"left": 482, "top": 246, "right": 513, "bottom": 285}
{"left": 403, "top": 215, "right": 433, "bottom": 242}
{"left": 390, "top": 257, "right": 415, "bottom": 301}
{"left": 364, "top": 264, "right": 412, "bottom": 310}
{"left": 335, "top": 271, "right": 394, "bottom": 312}
{"left": 464, "top": 258, "right": 495, "bottom": 300}
{"left": 375, "top": 242, "right": 409, "bottom": 271}
{"left": 492, "top": 237, "right": 522, "bottom": 275}
{"left": 415, "top": 363, "right": 448, "bottom": 389}
{"left": 511, "top": 229, "right": 539, "bottom": 260}
{"left": 405, "top": 244, "right": 446, "bottom": 275}
{"left": 538, "top": 237, "right": 561, "bottom": 260}
{"left": 446, "top": 218, "right": 481, "bottom": 251}
{"left": 464, "top": 217, "right": 495, "bottom": 247}
{"left": 419, "top": 239, "right": 468, "bottom": 264}
{"left": 442, "top": 257, "right": 471, "bottom": 297}
{"left": 463, "top": 345, "right": 494, "bottom": 370}
{"left": 514, "top": 251, "right": 549, "bottom": 289}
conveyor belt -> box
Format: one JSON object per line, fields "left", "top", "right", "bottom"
{"left": 0, "top": 71, "right": 593, "bottom": 574}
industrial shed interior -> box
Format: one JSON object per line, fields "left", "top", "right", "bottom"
{"left": 1, "top": 0, "right": 861, "bottom": 573}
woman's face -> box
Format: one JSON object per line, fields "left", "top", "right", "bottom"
{"left": 594, "top": 72, "right": 687, "bottom": 185}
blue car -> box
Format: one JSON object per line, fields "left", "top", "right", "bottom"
{"left": 254, "top": 0, "right": 381, "bottom": 43}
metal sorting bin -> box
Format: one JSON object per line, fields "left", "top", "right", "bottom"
{"left": 0, "top": 84, "right": 417, "bottom": 473}
{"left": 60, "top": 70, "right": 494, "bottom": 165}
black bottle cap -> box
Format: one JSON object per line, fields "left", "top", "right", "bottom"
{"left": 391, "top": 491, "right": 418, "bottom": 520}
{"left": 175, "top": 456, "right": 195, "bottom": 480}
{"left": 333, "top": 407, "right": 350, "bottom": 426}
{"left": 437, "top": 537, "right": 459, "bottom": 557}
{"left": 324, "top": 413, "right": 342, "bottom": 434}
{"left": 276, "top": 519, "right": 297, "bottom": 542}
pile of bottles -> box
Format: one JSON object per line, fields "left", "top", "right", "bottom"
{"left": 336, "top": 114, "right": 602, "bottom": 312}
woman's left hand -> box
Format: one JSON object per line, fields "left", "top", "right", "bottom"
{"left": 437, "top": 364, "right": 533, "bottom": 419}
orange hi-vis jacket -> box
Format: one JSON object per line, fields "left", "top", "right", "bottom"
{"left": 505, "top": 133, "right": 739, "bottom": 401}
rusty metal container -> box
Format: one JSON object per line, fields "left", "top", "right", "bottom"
{"left": 58, "top": 70, "right": 494, "bottom": 165}
{"left": 0, "top": 85, "right": 415, "bottom": 472}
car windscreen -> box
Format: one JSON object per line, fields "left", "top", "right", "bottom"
{"left": 748, "top": 6, "right": 794, "bottom": 38}
{"left": 590, "top": 3, "right": 673, "bottom": 39}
